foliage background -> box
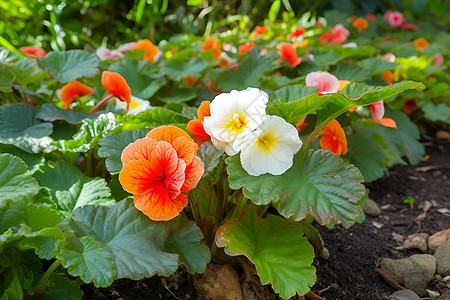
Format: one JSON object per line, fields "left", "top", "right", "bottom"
{"left": 1, "top": 0, "right": 448, "bottom": 51}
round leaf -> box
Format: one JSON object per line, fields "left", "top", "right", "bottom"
{"left": 216, "top": 209, "right": 316, "bottom": 298}
{"left": 0, "top": 153, "right": 40, "bottom": 201}
{"left": 226, "top": 149, "right": 366, "bottom": 228}
{"left": 37, "top": 50, "right": 99, "bottom": 83}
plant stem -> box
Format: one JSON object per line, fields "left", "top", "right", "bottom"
{"left": 89, "top": 94, "right": 114, "bottom": 114}
{"left": 49, "top": 83, "right": 60, "bottom": 102}
{"left": 34, "top": 259, "right": 61, "bottom": 294}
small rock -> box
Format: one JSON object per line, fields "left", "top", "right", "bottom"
{"left": 429, "top": 228, "right": 450, "bottom": 251}
{"left": 434, "top": 240, "right": 450, "bottom": 276}
{"left": 363, "top": 198, "right": 381, "bottom": 217}
{"left": 320, "top": 247, "right": 330, "bottom": 260}
{"left": 403, "top": 233, "right": 429, "bottom": 252}
{"left": 381, "top": 254, "right": 436, "bottom": 296}
{"left": 388, "top": 289, "right": 420, "bottom": 300}
{"left": 193, "top": 263, "right": 242, "bottom": 300}
{"left": 436, "top": 130, "right": 450, "bottom": 140}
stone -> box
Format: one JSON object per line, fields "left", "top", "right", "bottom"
{"left": 428, "top": 228, "right": 450, "bottom": 251}
{"left": 363, "top": 198, "right": 381, "bottom": 217}
{"left": 388, "top": 289, "right": 420, "bottom": 300}
{"left": 381, "top": 254, "right": 436, "bottom": 296}
{"left": 403, "top": 233, "right": 429, "bottom": 252}
{"left": 193, "top": 263, "right": 242, "bottom": 300}
{"left": 434, "top": 240, "right": 450, "bottom": 276}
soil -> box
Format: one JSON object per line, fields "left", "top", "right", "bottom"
{"left": 82, "top": 135, "right": 449, "bottom": 300}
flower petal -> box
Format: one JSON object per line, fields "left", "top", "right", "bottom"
{"left": 121, "top": 137, "right": 158, "bottom": 167}
{"left": 101, "top": 71, "right": 131, "bottom": 104}
{"left": 181, "top": 156, "right": 204, "bottom": 192}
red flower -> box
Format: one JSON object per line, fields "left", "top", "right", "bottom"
{"left": 60, "top": 80, "right": 95, "bottom": 109}
{"left": 290, "top": 28, "right": 306, "bottom": 40}
{"left": 101, "top": 71, "right": 131, "bottom": 104}
{"left": 319, "top": 120, "right": 348, "bottom": 156}
{"left": 252, "top": 25, "right": 267, "bottom": 38}
{"left": 279, "top": 43, "right": 301, "bottom": 68}
{"left": 238, "top": 42, "right": 254, "bottom": 55}
{"left": 20, "top": 46, "right": 47, "bottom": 58}
{"left": 186, "top": 101, "right": 211, "bottom": 146}
{"left": 403, "top": 100, "right": 417, "bottom": 115}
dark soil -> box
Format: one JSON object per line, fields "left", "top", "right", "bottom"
{"left": 82, "top": 136, "right": 449, "bottom": 300}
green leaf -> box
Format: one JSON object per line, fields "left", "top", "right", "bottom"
{"left": 0, "top": 144, "right": 44, "bottom": 174}
{"left": 420, "top": 102, "right": 450, "bottom": 124}
{"left": 0, "top": 153, "right": 40, "bottom": 201}
{"left": 37, "top": 50, "right": 99, "bottom": 83}
{"left": 385, "top": 110, "right": 424, "bottom": 165}
{"left": 34, "top": 161, "right": 115, "bottom": 215}
{"left": 197, "top": 142, "right": 223, "bottom": 177}
{"left": 0, "top": 201, "right": 67, "bottom": 259}
{"left": 157, "top": 88, "right": 197, "bottom": 104}
{"left": 268, "top": 0, "right": 281, "bottom": 22}
{"left": 333, "top": 63, "right": 371, "bottom": 81}
{"left": 98, "top": 129, "right": 149, "bottom": 173}
{"left": 226, "top": 149, "right": 365, "bottom": 228}
{"left": 216, "top": 209, "right": 316, "bottom": 298}
{"left": 42, "top": 273, "right": 83, "bottom": 300}
{"left": 0, "top": 104, "right": 53, "bottom": 153}
{"left": 36, "top": 104, "right": 96, "bottom": 124}
{"left": 346, "top": 133, "right": 388, "bottom": 182}
{"left": 0, "top": 66, "right": 14, "bottom": 92}
{"left": 268, "top": 81, "right": 424, "bottom": 123}
{"left": 63, "top": 113, "right": 120, "bottom": 152}
{"left": 161, "top": 57, "right": 211, "bottom": 81}
{"left": 60, "top": 199, "right": 209, "bottom": 287}
{"left": 216, "top": 54, "right": 278, "bottom": 91}
{"left": 269, "top": 86, "right": 319, "bottom": 105}
{"left": 118, "top": 107, "right": 190, "bottom": 130}
{"left": 357, "top": 57, "right": 396, "bottom": 74}
{"left": 109, "top": 60, "right": 164, "bottom": 99}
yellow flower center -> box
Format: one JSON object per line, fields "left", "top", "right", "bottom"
{"left": 226, "top": 113, "right": 248, "bottom": 134}
{"left": 129, "top": 99, "right": 141, "bottom": 109}
{"left": 256, "top": 133, "right": 277, "bottom": 154}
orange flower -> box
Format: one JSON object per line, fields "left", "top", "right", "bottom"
{"left": 294, "top": 40, "right": 309, "bottom": 48}
{"left": 60, "top": 80, "right": 95, "bottom": 109}
{"left": 184, "top": 76, "right": 198, "bottom": 86}
{"left": 101, "top": 71, "right": 131, "bottom": 104}
{"left": 295, "top": 117, "right": 309, "bottom": 132}
{"left": 377, "top": 118, "right": 397, "bottom": 129}
{"left": 187, "top": 101, "right": 211, "bottom": 146}
{"left": 202, "top": 38, "right": 222, "bottom": 60}
{"left": 252, "top": 25, "right": 267, "bottom": 38}
{"left": 319, "top": 119, "right": 348, "bottom": 156}
{"left": 381, "top": 71, "right": 394, "bottom": 85}
{"left": 413, "top": 38, "right": 429, "bottom": 50}
{"left": 20, "top": 46, "right": 47, "bottom": 58}
{"left": 238, "top": 42, "right": 254, "bottom": 55}
{"left": 352, "top": 17, "right": 368, "bottom": 33}
{"left": 134, "top": 39, "right": 160, "bottom": 63}
{"left": 279, "top": 43, "right": 301, "bottom": 68}
{"left": 119, "top": 126, "right": 204, "bottom": 221}
{"left": 290, "top": 28, "right": 306, "bottom": 40}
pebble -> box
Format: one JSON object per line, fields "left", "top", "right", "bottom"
{"left": 403, "top": 233, "right": 429, "bottom": 252}
{"left": 434, "top": 240, "right": 450, "bottom": 276}
{"left": 381, "top": 254, "right": 436, "bottom": 296}
{"left": 363, "top": 198, "right": 381, "bottom": 217}
{"left": 428, "top": 228, "right": 450, "bottom": 251}
{"left": 388, "top": 289, "right": 420, "bottom": 300}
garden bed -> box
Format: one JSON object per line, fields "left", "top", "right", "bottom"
{"left": 81, "top": 133, "right": 449, "bottom": 300}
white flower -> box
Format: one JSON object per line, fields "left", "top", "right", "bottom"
{"left": 203, "top": 88, "right": 268, "bottom": 156}
{"left": 240, "top": 115, "right": 302, "bottom": 176}
{"left": 96, "top": 47, "right": 124, "bottom": 61}
{"left": 342, "top": 42, "right": 358, "bottom": 48}
{"left": 115, "top": 96, "right": 153, "bottom": 115}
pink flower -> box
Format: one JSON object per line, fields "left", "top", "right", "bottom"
{"left": 330, "top": 24, "right": 350, "bottom": 44}
{"left": 434, "top": 53, "right": 444, "bottom": 66}
{"left": 366, "top": 14, "right": 377, "bottom": 22}
{"left": 369, "top": 100, "right": 385, "bottom": 122}
{"left": 305, "top": 72, "right": 339, "bottom": 94}
{"left": 96, "top": 47, "right": 124, "bottom": 61}
{"left": 381, "top": 53, "right": 396, "bottom": 63}
{"left": 383, "top": 10, "right": 405, "bottom": 27}
{"left": 117, "top": 42, "right": 137, "bottom": 52}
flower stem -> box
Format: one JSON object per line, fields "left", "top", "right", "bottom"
{"left": 34, "top": 259, "right": 61, "bottom": 294}
{"left": 49, "top": 83, "right": 60, "bottom": 102}
{"left": 89, "top": 93, "right": 114, "bottom": 114}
